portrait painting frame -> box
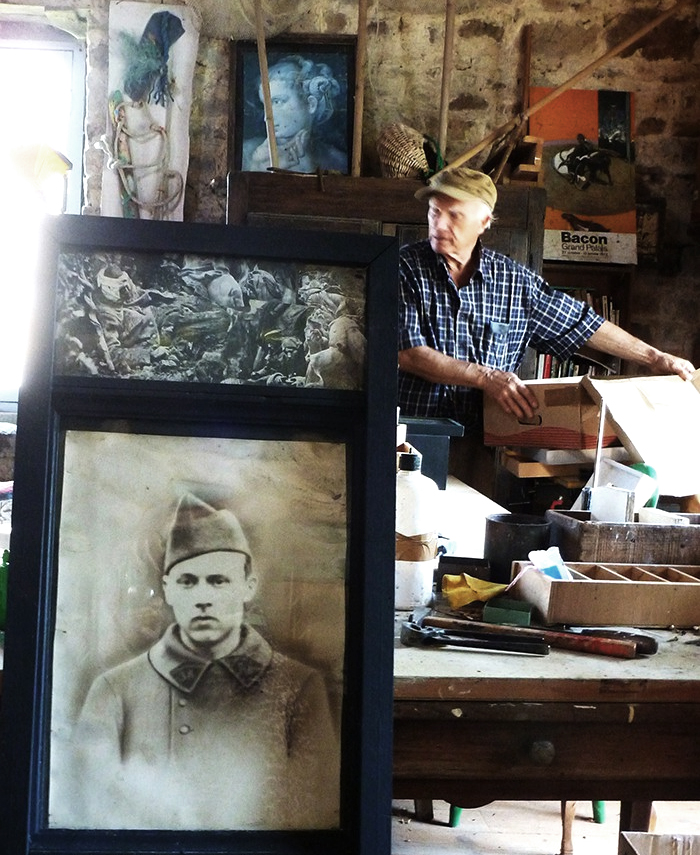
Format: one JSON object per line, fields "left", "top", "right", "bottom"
{"left": 0, "top": 214, "right": 398, "bottom": 855}
{"left": 229, "top": 35, "right": 356, "bottom": 175}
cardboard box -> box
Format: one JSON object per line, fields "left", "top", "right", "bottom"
{"left": 484, "top": 371, "right": 700, "bottom": 496}
{"left": 546, "top": 508, "right": 700, "bottom": 565}
{"left": 511, "top": 561, "right": 700, "bottom": 627}
{"left": 583, "top": 371, "right": 700, "bottom": 497}
{"left": 621, "top": 832, "right": 700, "bottom": 855}
{"left": 483, "top": 376, "right": 618, "bottom": 450}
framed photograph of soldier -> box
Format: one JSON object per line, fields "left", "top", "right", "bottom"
{"left": 50, "top": 430, "right": 347, "bottom": 831}
{"left": 0, "top": 215, "right": 399, "bottom": 855}
{"left": 230, "top": 35, "right": 356, "bottom": 176}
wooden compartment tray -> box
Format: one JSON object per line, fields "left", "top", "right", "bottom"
{"left": 511, "top": 561, "right": 700, "bottom": 627}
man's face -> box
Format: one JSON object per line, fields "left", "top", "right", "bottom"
{"left": 262, "top": 67, "right": 317, "bottom": 141}
{"left": 427, "top": 193, "right": 492, "bottom": 261}
{"left": 162, "top": 551, "right": 257, "bottom": 654}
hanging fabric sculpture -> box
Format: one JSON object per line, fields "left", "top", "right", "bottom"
{"left": 99, "top": 2, "right": 200, "bottom": 220}
{"left": 121, "top": 10, "right": 185, "bottom": 105}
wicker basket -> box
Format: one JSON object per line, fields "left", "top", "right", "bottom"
{"left": 377, "top": 123, "right": 436, "bottom": 179}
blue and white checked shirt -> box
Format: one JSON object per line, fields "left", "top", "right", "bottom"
{"left": 398, "top": 240, "right": 605, "bottom": 430}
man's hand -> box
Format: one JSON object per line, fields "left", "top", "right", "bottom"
{"left": 648, "top": 351, "right": 696, "bottom": 381}
{"left": 481, "top": 368, "right": 539, "bottom": 419}
{"left": 398, "top": 347, "right": 541, "bottom": 418}
{"left": 586, "top": 321, "right": 696, "bottom": 381}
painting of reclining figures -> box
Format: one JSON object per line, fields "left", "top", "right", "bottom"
{"left": 53, "top": 249, "right": 367, "bottom": 390}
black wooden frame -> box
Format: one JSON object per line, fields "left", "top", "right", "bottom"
{"left": 0, "top": 214, "right": 398, "bottom": 855}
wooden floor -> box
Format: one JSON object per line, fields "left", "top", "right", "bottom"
{"left": 392, "top": 800, "right": 700, "bottom": 855}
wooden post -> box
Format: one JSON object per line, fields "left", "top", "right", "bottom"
{"left": 490, "top": 24, "right": 532, "bottom": 184}
{"left": 437, "top": 0, "right": 457, "bottom": 157}
{"left": 254, "top": 0, "right": 278, "bottom": 169}
{"left": 521, "top": 23, "right": 532, "bottom": 119}
{"left": 351, "top": 0, "right": 369, "bottom": 176}
{"left": 442, "top": 0, "right": 693, "bottom": 174}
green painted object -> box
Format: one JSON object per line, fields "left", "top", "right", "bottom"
{"left": 483, "top": 595, "right": 534, "bottom": 626}
{"left": 630, "top": 462, "right": 659, "bottom": 508}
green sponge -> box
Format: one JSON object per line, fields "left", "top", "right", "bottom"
{"left": 483, "top": 596, "right": 534, "bottom": 626}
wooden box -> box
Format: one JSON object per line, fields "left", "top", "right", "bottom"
{"left": 511, "top": 561, "right": 700, "bottom": 627}
{"left": 621, "top": 832, "right": 700, "bottom": 855}
{"left": 546, "top": 509, "right": 700, "bottom": 565}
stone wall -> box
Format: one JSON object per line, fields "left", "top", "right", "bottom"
{"left": 10, "top": 0, "right": 700, "bottom": 362}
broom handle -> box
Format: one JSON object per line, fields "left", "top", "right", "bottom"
{"left": 352, "top": 0, "right": 369, "bottom": 176}
{"left": 486, "top": 24, "right": 532, "bottom": 184}
{"left": 437, "top": 0, "right": 457, "bottom": 156}
{"left": 254, "top": 0, "right": 278, "bottom": 169}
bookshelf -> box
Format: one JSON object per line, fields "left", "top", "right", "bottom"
{"left": 536, "top": 261, "right": 635, "bottom": 378}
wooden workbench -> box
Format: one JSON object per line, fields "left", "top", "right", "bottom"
{"left": 394, "top": 627, "right": 700, "bottom": 853}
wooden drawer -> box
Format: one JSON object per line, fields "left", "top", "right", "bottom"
{"left": 393, "top": 701, "right": 700, "bottom": 802}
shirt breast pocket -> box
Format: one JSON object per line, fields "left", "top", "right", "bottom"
{"left": 488, "top": 321, "right": 509, "bottom": 339}
{"left": 486, "top": 321, "right": 511, "bottom": 365}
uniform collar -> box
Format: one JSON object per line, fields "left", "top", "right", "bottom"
{"left": 148, "top": 623, "right": 273, "bottom": 693}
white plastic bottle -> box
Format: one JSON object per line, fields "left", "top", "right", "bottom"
{"left": 395, "top": 451, "right": 440, "bottom": 610}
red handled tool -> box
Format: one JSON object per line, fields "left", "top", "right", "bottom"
{"left": 422, "top": 615, "right": 646, "bottom": 659}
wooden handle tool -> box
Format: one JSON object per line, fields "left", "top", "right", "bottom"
{"left": 423, "top": 615, "right": 640, "bottom": 659}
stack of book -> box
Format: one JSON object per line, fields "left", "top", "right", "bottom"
{"left": 535, "top": 288, "right": 621, "bottom": 378}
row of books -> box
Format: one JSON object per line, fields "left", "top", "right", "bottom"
{"left": 533, "top": 287, "right": 623, "bottom": 377}
{"left": 534, "top": 353, "right": 584, "bottom": 379}
{"left": 562, "top": 287, "right": 621, "bottom": 325}
{"left": 534, "top": 349, "right": 620, "bottom": 379}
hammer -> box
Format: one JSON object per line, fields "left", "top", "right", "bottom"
{"left": 400, "top": 621, "right": 550, "bottom": 656}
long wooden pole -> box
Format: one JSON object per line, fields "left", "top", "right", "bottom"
{"left": 351, "top": 0, "right": 369, "bottom": 176}
{"left": 437, "top": 0, "right": 457, "bottom": 157}
{"left": 490, "top": 24, "right": 533, "bottom": 184}
{"left": 520, "top": 23, "right": 532, "bottom": 117}
{"left": 442, "top": 0, "right": 693, "bottom": 174}
{"left": 254, "top": 0, "right": 278, "bottom": 169}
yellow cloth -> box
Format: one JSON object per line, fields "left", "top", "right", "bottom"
{"left": 441, "top": 573, "right": 508, "bottom": 609}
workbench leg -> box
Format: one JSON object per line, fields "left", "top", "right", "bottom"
{"left": 618, "top": 801, "right": 654, "bottom": 855}
{"left": 560, "top": 801, "right": 576, "bottom": 855}
{"left": 413, "top": 799, "right": 434, "bottom": 823}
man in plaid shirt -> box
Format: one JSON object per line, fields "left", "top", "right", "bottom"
{"left": 398, "top": 167, "right": 695, "bottom": 494}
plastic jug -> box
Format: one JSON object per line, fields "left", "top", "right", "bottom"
{"left": 395, "top": 451, "right": 440, "bottom": 610}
